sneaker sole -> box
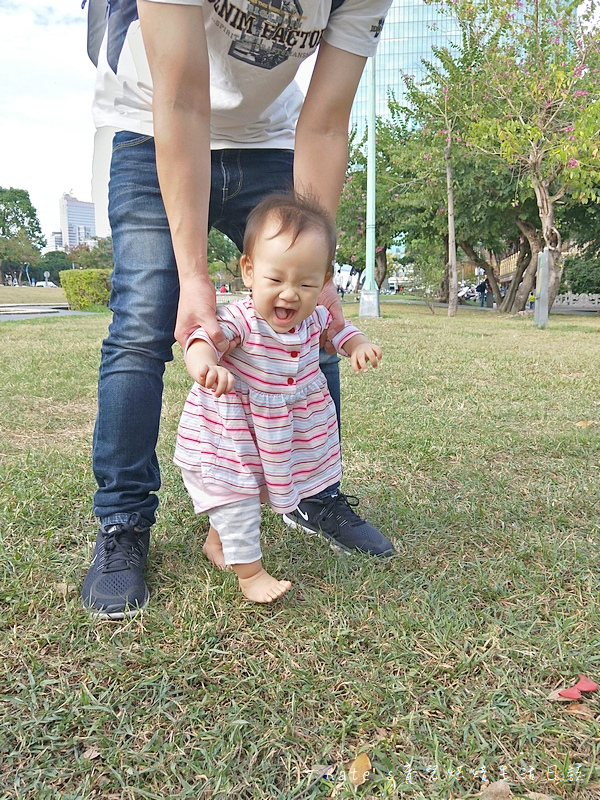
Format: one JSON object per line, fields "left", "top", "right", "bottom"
{"left": 84, "top": 588, "right": 150, "bottom": 621}
{"left": 283, "top": 515, "right": 394, "bottom": 557}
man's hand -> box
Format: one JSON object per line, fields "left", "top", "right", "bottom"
{"left": 350, "top": 343, "right": 383, "bottom": 374}
{"left": 318, "top": 280, "right": 345, "bottom": 352}
{"left": 175, "top": 274, "right": 230, "bottom": 353}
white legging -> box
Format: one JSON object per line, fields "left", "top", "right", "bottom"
{"left": 207, "top": 495, "right": 262, "bottom": 566}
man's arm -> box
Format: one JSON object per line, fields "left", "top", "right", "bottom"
{"left": 137, "top": 0, "right": 228, "bottom": 352}
{"left": 294, "top": 41, "right": 366, "bottom": 218}
{"left": 294, "top": 42, "right": 366, "bottom": 336}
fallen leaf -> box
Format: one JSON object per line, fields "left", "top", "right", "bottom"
{"left": 575, "top": 420, "right": 596, "bottom": 427}
{"left": 575, "top": 674, "right": 599, "bottom": 693}
{"left": 558, "top": 686, "right": 582, "bottom": 700}
{"left": 564, "top": 703, "right": 596, "bottom": 721}
{"left": 480, "top": 779, "right": 512, "bottom": 800}
{"left": 347, "top": 752, "right": 372, "bottom": 788}
{"left": 548, "top": 688, "right": 577, "bottom": 702}
{"left": 53, "top": 583, "right": 76, "bottom": 596}
{"left": 525, "top": 793, "right": 555, "bottom": 800}
{"left": 82, "top": 747, "right": 101, "bottom": 760}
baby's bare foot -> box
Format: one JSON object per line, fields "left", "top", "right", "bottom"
{"left": 238, "top": 569, "right": 292, "bottom": 603}
{"left": 203, "top": 526, "right": 226, "bottom": 569}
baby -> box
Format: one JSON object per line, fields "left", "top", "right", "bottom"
{"left": 175, "top": 193, "right": 383, "bottom": 602}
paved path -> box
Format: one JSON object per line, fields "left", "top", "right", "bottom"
{"left": 0, "top": 304, "right": 96, "bottom": 322}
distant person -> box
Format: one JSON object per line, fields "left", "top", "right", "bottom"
{"left": 528, "top": 291, "right": 535, "bottom": 310}
{"left": 175, "top": 194, "right": 392, "bottom": 602}
{"left": 476, "top": 279, "right": 489, "bottom": 307}
{"left": 219, "top": 284, "right": 227, "bottom": 293}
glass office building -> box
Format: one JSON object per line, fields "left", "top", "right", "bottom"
{"left": 59, "top": 192, "right": 96, "bottom": 250}
{"left": 350, "top": 0, "right": 461, "bottom": 135}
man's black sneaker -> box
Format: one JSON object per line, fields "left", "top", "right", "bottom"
{"left": 81, "top": 513, "right": 151, "bottom": 619}
{"left": 283, "top": 490, "right": 395, "bottom": 557}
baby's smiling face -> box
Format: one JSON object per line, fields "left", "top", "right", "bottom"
{"left": 240, "top": 219, "right": 330, "bottom": 333}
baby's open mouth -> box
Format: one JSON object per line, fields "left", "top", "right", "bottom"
{"left": 274, "top": 307, "right": 295, "bottom": 322}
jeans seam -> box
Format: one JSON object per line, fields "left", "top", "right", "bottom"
{"left": 112, "top": 135, "right": 153, "bottom": 154}
{"left": 227, "top": 151, "right": 243, "bottom": 201}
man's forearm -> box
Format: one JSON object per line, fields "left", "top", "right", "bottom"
{"left": 293, "top": 42, "right": 366, "bottom": 219}
{"left": 154, "top": 106, "right": 211, "bottom": 282}
{"left": 293, "top": 126, "right": 349, "bottom": 220}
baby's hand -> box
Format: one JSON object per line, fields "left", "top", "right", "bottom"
{"left": 195, "top": 363, "right": 235, "bottom": 397}
{"left": 350, "top": 343, "right": 383, "bottom": 374}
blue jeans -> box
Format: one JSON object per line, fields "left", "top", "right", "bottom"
{"left": 93, "top": 132, "right": 340, "bottom": 525}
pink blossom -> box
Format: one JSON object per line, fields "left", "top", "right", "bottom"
{"left": 568, "top": 158, "right": 579, "bottom": 167}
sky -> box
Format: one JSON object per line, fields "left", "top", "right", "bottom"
{"left": 0, "top": 1, "right": 98, "bottom": 244}
{"left": 0, "top": 1, "right": 316, "bottom": 246}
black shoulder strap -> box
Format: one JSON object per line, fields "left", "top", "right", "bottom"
{"left": 83, "top": 0, "right": 138, "bottom": 72}
{"left": 330, "top": 0, "right": 347, "bottom": 15}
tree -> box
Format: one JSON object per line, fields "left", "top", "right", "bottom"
{"left": 453, "top": 0, "right": 600, "bottom": 311}
{"left": 0, "top": 229, "right": 41, "bottom": 285}
{"left": 0, "top": 187, "right": 45, "bottom": 285}
{"left": 67, "top": 237, "right": 114, "bottom": 271}
{"left": 36, "top": 250, "right": 72, "bottom": 284}
{"left": 207, "top": 229, "right": 239, "bottom": 282}
{"left": 382, "top": 111, "right": 537, "bottom": 312}
{"left": 337, "top": 124, "right": 405, "bottom": 288}
{"left": 399, "top": 13, "right": 501, "bottom": 316}
{"left": 561, "top": 251, "right": 600, "bottom": 293}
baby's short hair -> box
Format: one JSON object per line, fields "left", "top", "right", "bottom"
{"left": 243, "top": 192, "right": 337, "bottom": 275}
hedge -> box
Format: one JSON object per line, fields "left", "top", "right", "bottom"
{"left": 59, "top": 268, "right": 112, "bottom": 311}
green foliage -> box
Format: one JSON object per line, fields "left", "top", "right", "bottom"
{"left": 401, "top": 235, "right": 446, "bottom": 295}
{"left": 561, "top": 251, "right": 600, "bottom": 294}
{"left": 59, "top": 268, "right": 112, "bottom": 310}
{"left": 67, "top": 237, "right": 114, "bottom": 270}
{"left": 208, "top": 229, "right": 239, "bottom": 278}
{"left": 0, "top": 187, "right": 45, "bottom": 284}
{"left": 0, "top": 186, "right": 45, "bottom": 249}
{"left": 35, "top": 250, "right": 71, "bottom": 284}
{"left": 337, "top": 124, "right": 403, "bottom": 276}
{"left": 462, "top": 0, "right": 600, "bottom": 199}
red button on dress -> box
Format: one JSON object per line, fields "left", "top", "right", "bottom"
{"left": 287, "top": 377, "right": 294, "bottom": 385}
{"left": 290, "top": 351, "right": 298, "bottom": 358}
{"left": 288, "top": 327, "right": 295, "bottom": 333}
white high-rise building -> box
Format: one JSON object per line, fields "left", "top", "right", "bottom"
{"left": 350, "top": 0, "right": 461, "bottom": 135}
{"left": 59, "top": 192, "right": 96, "bottom": 250}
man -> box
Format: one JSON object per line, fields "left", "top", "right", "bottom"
{"left": 82, "top": 0, "right": 395, "bottom": 619}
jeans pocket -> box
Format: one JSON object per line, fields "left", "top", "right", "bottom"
{"left": 112, "top": 131, "right": 153, "bottom": 154}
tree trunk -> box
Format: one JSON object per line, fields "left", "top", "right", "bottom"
{"left": 445, "top": 141, "right": 458, "bottom": 318}
{"left": 438, "top": 235, "right": 449, "bottom": 303}
{"left": 530, "top": 174, "right": 562, "bottom": 313}
{"left": 458, "top": 240, "right": 501, "bottom": 308}
{"left": 513, "top": 219, "right": 544, "bottom": 312}
{"left": 499, "top": 237, "right": 530, "bottom": 313}
{"left": 375, "top": 247, "right": 387, "bottom": 289}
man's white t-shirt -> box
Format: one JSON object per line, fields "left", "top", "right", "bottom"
{"left": 92, "top": 0, "right": 392, "bottom": 150}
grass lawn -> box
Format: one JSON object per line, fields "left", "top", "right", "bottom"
{"left": 0, "top": 285, "right": 67, "bottom": 306}
{"left": 1, "top": 304, "right": 599, "bottom": 800}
